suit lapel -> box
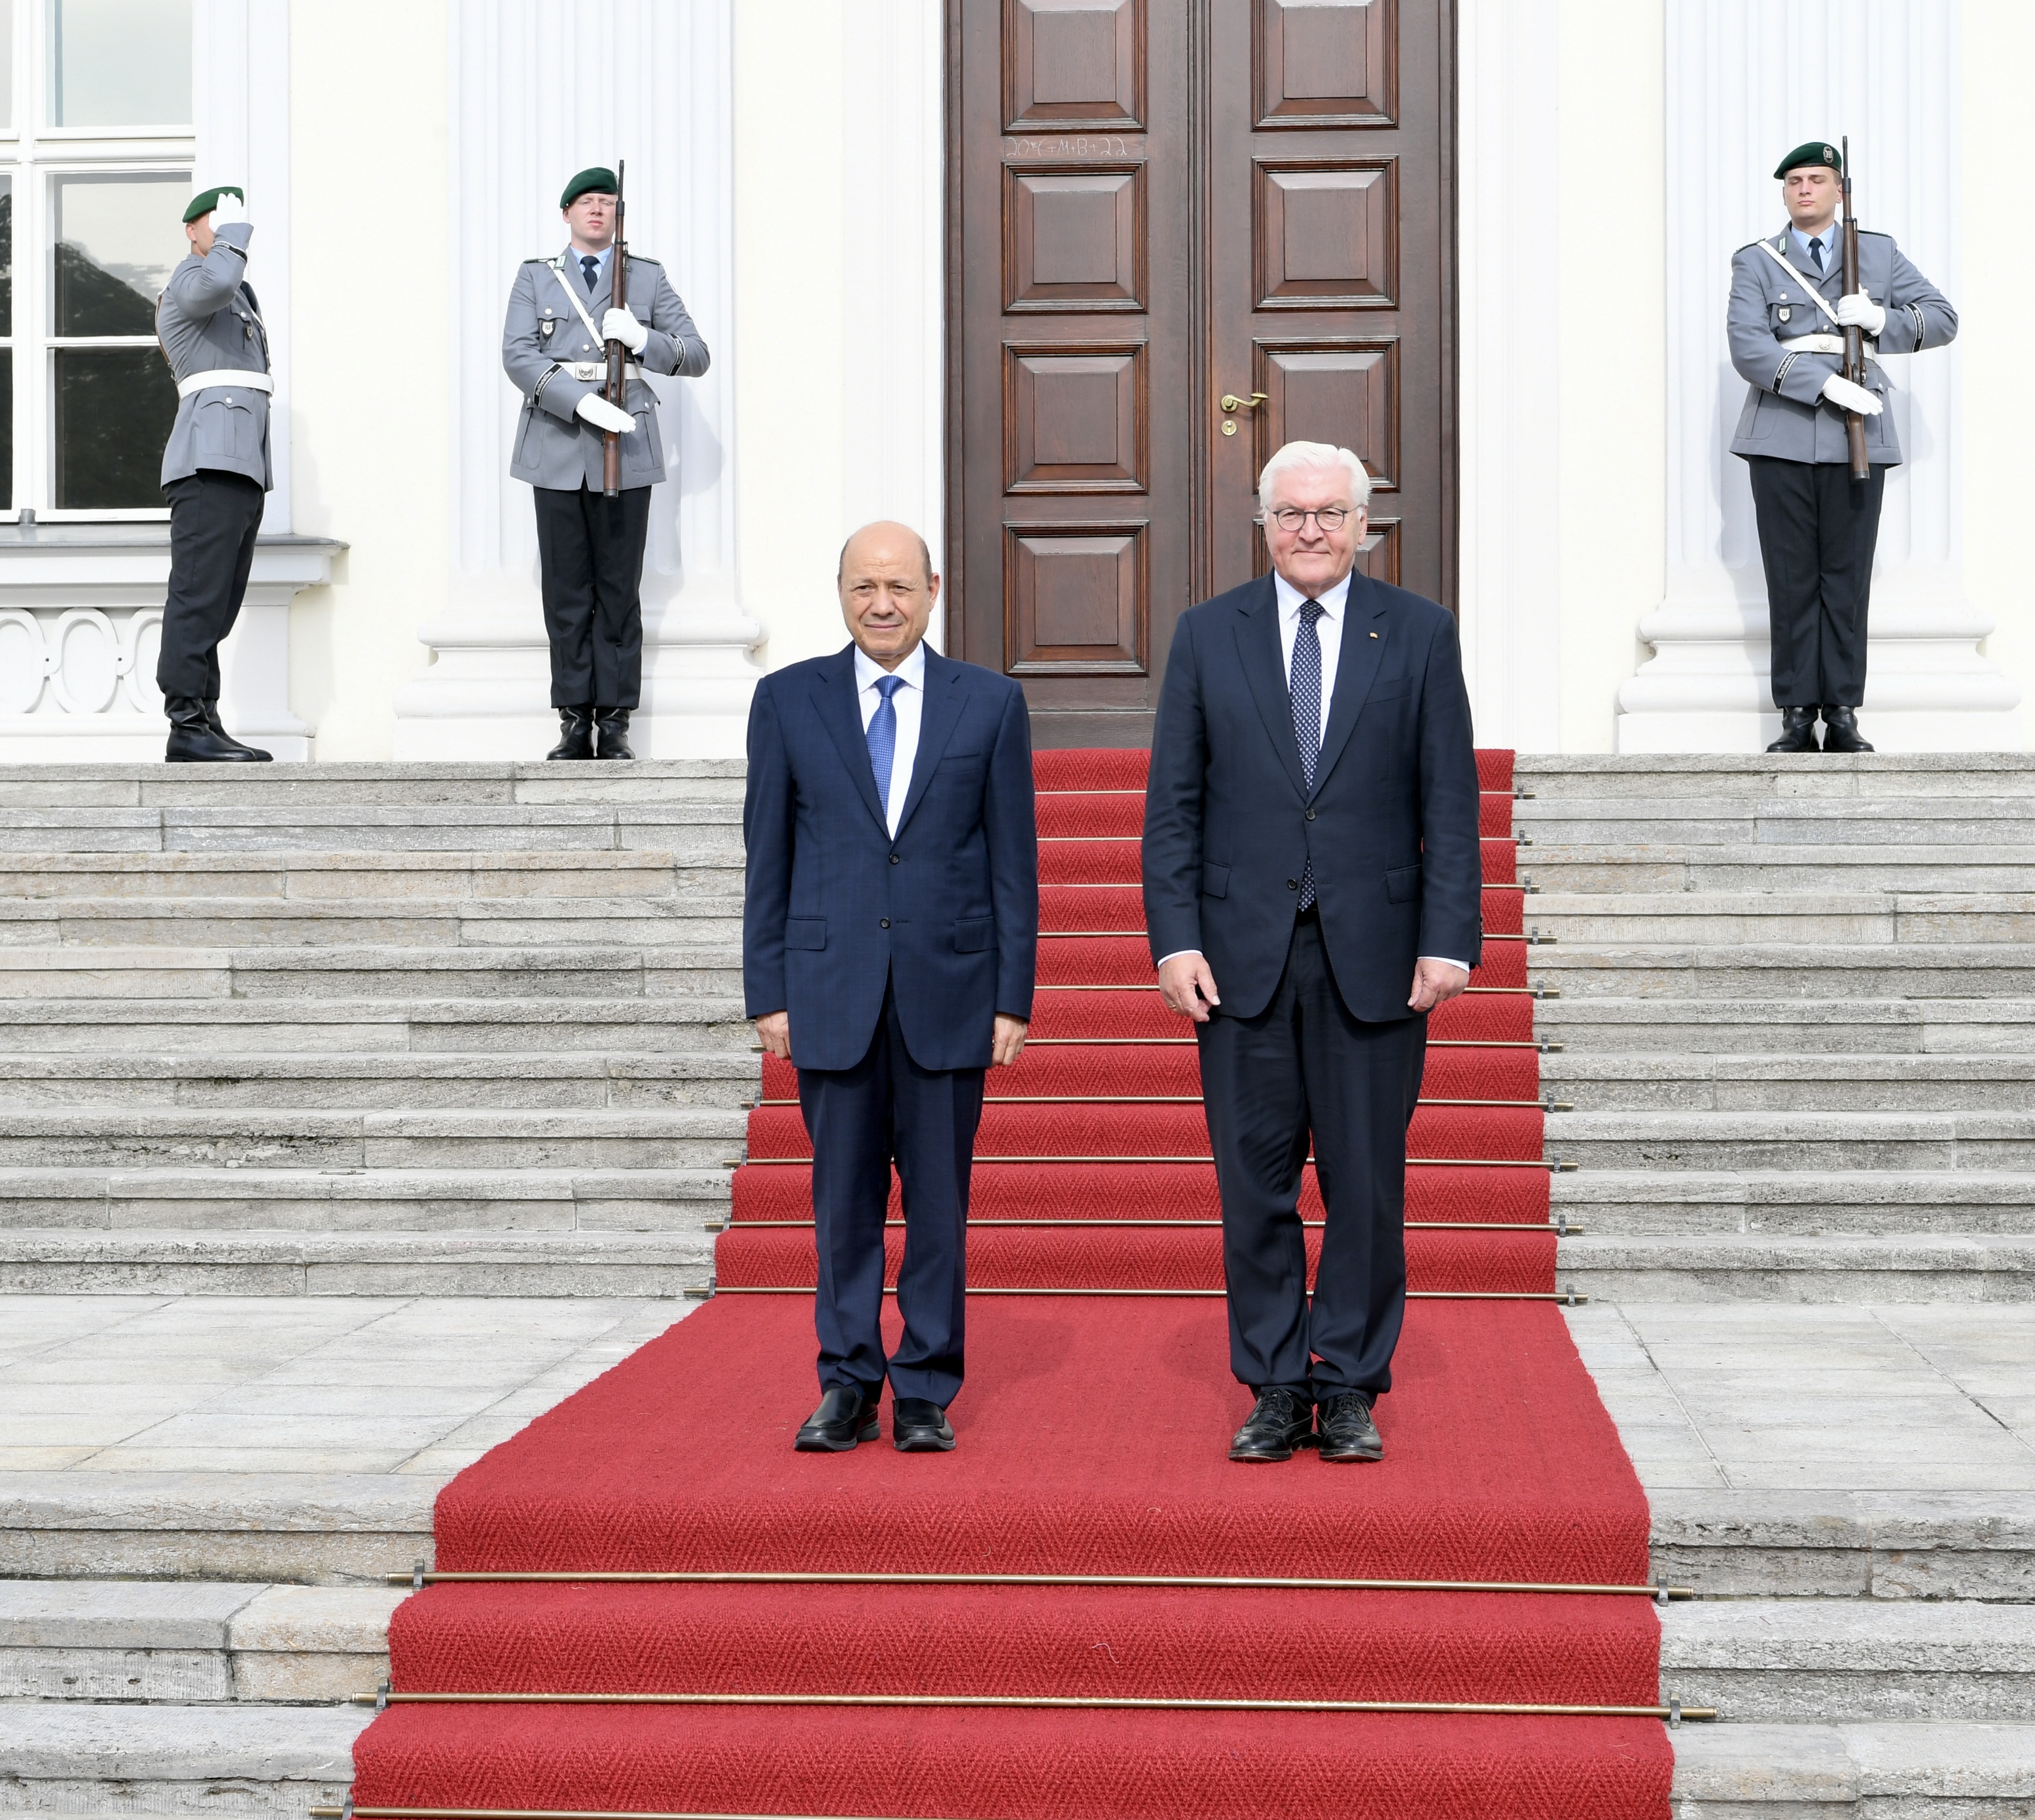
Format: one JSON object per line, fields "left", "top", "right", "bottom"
{"left": 894, "top": 648, "right": 965, "bottom": 839}
{"left": 808, "top": 646, "right": 890, "bottom": 834}
{"left": 1309, "top": 575, "right": 1388, "bottom": 799}
{"left": 1234, "top": 579, "right": 1309, "bottom": 801}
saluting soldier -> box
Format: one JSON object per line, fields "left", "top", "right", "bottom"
{"left": 503, "top": 166, "right": 711, "bottom": 761}
{"left": 1728, "top": 141, "right": 1956, "bottom": 754}
{"left": 156, "top": 184, "right": 275, "bottom": 763}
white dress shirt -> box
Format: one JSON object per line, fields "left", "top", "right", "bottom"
{"left": 1157, "top": 565, "right": 1469, "bottom": 976}
{"left": 853, "top": 640, "right": 926, "bottom": 839}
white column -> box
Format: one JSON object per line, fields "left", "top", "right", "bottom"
{"left": 1618, "top": 0, "right": 2021, "bottom": 752}
{"left": 394, "top": 0, "right": 758, "bottom": 760}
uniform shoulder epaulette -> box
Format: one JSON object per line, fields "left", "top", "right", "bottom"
{"left": 1733, "top": 236, "right": 1782, "bottom": 254}
{"left": 625, "top": 253, "right": 662, "bottom": 268}
{"left": 522, "top": 255, "right": 559, "bottom": 266}
{"left": 1856, "top": 228, "right": 1894, "bottom": 241}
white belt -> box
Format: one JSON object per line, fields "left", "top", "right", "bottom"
{"left": 563, "top": 360, "right": 641, "bottom": 382}
{"left": 177, "top": 369, "right": 273, "bottom": 399}
{"left": 1778, "top": 333, "right": 1848, "bottom": 356}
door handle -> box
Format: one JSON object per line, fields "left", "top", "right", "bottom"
{"left": 1220, "top": 393, "right": 1268, "bottom": 413}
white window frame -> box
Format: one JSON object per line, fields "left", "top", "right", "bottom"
{"left": 2, "top": 0, "right": 195, "bottom": 523}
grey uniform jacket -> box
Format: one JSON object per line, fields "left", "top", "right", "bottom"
{"left": 156, "top": 222, "right": 272, "bottom": 491}
{"left": 503, "top": 253, "right": 710, "bottom": 491}
{"left": 1727, "top": 225, "right": 1956, "bottom": 466}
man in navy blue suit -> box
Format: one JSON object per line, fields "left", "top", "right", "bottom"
{"left": 743, "top": 521, "right": 1038, "bottom": 1454}
{"left": 1142, "top": 442, "right": 1482, "bottom": 1466}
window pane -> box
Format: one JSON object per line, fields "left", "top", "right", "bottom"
{"left": 50, "top": 0, "right": 190, "bottom": 128}
{"left": 0, "top": 3, "right": 15, "bottom": 130}
{"left": 54, "top": 347, "right": 173, "bottom": 507}
{"left": 0, "top": 349, "right": 12, "bottom": 508}
{"left": 0, "top": 178, "right": 11, "bottom": 335}
{"left": 54, "top": 173, "right": 184, "bottom": 335}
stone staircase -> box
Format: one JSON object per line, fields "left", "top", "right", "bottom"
{"left": 1, "top": 754, "right": 2032, "bottom": 1818}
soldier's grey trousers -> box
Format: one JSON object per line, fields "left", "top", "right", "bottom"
{"left": 533, "top": 483, "right": 650, "bottom": 709}
{"left": 157, "top": 469, "right": 266, "bottom": 704}
{"left": 1746, "top": 455, "right": 1886, "bottom": 710}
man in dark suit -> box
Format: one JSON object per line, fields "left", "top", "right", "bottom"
{"left": 743, "top": 522, "right": 1038, "bottom": 1455}
{"left": 1142, "top": 442, "right": 1482, "bottom": 1465}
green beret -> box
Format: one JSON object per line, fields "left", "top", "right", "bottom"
{"left": 182, "top": 184, "right": 243, "bottom": 224}
{"left": 1774, "top": 141, "right": 1842, "bottom": 179}
{"left": 559, "top": 167, "right": 618, "bottom": 209}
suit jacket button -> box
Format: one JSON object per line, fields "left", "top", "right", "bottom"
{"left": 1286, "top": 879, "right": 1298, "bottom": 890}
{"left": 1305, "top": 808, "right": 1316, "bottom": 821}
{"left": 879, "top": 918, "right": 891, "bottom": 928}
{"left": 889, "top": 853, "right": 900, "bottom": 864}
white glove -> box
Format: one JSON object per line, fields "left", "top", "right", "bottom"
{"left": 601, "top": 306, "right": 649, "bottom": 355}
{"left": 1820, "top": 372, "right": 1883, "bottom": 417}
{"left": 575, "top": 393, "right": 635, "bottom": 435}
{"left": 1835, "top": 292, "right": 1886, "bottom": 337}
{"left": 209, "top": 190, "right": 246, "bottom": 230}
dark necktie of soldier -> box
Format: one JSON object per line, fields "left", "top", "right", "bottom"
{"left": 580, "top": 253, "right": 599, "bottom": 292}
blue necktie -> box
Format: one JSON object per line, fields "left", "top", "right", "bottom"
{"left": 581, "top": 253, "right": 600, "bottom": 293}
{"left": 1809, "top": 236, "right": 1824, "bottom": 271}
{"left": 866, "top": 674, "right": 904, "bottom": 818}
{"left": 1291, "top": 599, "right": 1324, "bottom": 911}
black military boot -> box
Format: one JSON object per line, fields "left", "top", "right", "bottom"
{"left": 546, "top": 705, "right": 595, "bottom": 761}
{"left": 1820, "top": 705, "right": 1875, "bottom": 753}
{"left": 593, "top": 707, "right": 635, "bottom": 761}
{"left": 165, "top": 697, "right": 264, "bottom": 763}
{"left": 201, "top": 702, "right": 271, "bottom": 761}
{"left": 1765, "top": 706, "right": 1820, "bottom": 754}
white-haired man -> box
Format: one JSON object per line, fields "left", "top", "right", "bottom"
{"left": 1141, "top": 441, "right": 1483, "bottom": 1464}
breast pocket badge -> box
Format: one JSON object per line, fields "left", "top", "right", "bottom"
{"left": 1777, "top": 305, "right": 1792, "bottom": 323}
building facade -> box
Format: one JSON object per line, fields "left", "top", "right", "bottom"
{"left": 0, "top": 0, "right": 2021, "bottom": 760}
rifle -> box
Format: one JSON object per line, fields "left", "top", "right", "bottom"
{"left": 1839, "top": 135, "right": 1870, "bottom": 482}
{"left": 602, "top": 160, "right": 629, "bottom": 499}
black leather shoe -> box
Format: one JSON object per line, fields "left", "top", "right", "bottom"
{"left": 794, "top": 1384, "right": 881, "bottom": 1452}
{"left": 593, "top": 707, "right": 635, "bottom": 760}
{"left": 1317, "top": 1391, "right": 1385, "bottom": 1463}
{"left": 1765, "top": 706, "right": 1820, "bottom": 754}
{"left": 200, "top": 702, "right": 271, "bottom": 761}
{"left": 165, "top": 697, "right": 266, "bottom": 763}
{"left": 1820, "top": 705, "right": 1875, "bottom": 753}
{"left": 546, "top": 706, "right": 595, "bottom": 761}
{"left": 1229, "top": 1386, "right": 1314, "bottom": 1462}
{"left": 892, "top": 1397, "right": 955, "bottom": 1452}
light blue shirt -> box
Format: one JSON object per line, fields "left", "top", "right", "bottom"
{"left": 1791, "top": 219, "right": 1841, "bottom": 273}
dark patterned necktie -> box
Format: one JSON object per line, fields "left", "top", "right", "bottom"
{"left": 866, "top": 674, "right": 904, "bottom": 810}
{"left": 1291, "top": 599, "right": 1324, "bottom": 911}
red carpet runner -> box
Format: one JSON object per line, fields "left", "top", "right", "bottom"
{"left": 351, "top": 749, "right": 1674, "bottom": 1820}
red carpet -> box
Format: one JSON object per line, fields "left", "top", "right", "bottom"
{"left": 350, "top": 749, "right": 1672, "bottom": 1820}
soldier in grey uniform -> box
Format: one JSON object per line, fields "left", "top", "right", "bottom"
{"left": 503, "top": 166, "right": 711, "bottom": 760}
{"left": 1728, "top": 141, "right": 1956, "bottom": 753}
{"left": 155, "top": 184, "right": 274, "bottom": 763}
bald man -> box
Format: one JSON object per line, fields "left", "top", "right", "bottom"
{"left": 742, "top": 523, "right": 1038, "bottom": 1454}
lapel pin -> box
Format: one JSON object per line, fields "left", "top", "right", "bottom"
{"left": 1369, "top": 631, "right": 1379, "bottom": 639}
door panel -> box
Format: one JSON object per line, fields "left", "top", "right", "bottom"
{"left": 950, "top": 0, "right": 1453, "bottom": 747}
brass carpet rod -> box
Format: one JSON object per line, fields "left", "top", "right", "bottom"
{"left": 390, "top": 1569, "right": 1691, "bottom": 1598}
{"left": 349, "top": 1690, "right": 1714, "bottom": 1721}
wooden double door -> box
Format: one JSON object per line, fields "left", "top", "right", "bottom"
{"left": 946, "top": 0, "right": 1456, "bottom": 747}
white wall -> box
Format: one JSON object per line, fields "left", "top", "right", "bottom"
{"left": 285, "top": 0, "right": 450, "bottom": 758}
{"left": 1961, "top": 0, "right": 2035, "bottom": 736}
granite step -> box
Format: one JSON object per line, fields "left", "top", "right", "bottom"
{"left": 0, "top": 1227, "right": 717, "bottom": 1295}
{"left": 0, "top": 1580, "right": 399, "bottom": 1702}
{"left": 1669, "top": 1720, "right": 2035, "bottom": 1815}
{"left": 1555, "top": 1233, "right": 2035, "bottom": 1303}
{"left": 1533, "top": 890, "right": 2035, "bottom": 946}
{"left": 0, "top": 1701, "right": 368, "bottom": 1819}
{"left": 0, "top": 803, "right": 743, "bottom": 856}
{"left": 1514, "top": 752, "right": 2035, "bottom": 801}
{"left": 1545, "top": 1109, "right": 2035, "bottom": 1172}
{"left": 0, "top": 758, "right": 746, "bottom": 809}
{"left": 0, "top": 849, "right": 717, "bottom": 900}
{"left": 1544, "top": 1053, "right": 2035, "bottom": 1112}
{"left": 0, "top": 1053, "right": 758, "bottom": 1111}
{"left": 0, "top": 996, "right": 756, "bottom": 1053}
{"left": 0, "top": 946, "right": 743, "bottom": 1001}
{"left": 1515, "top": 795, "right": 2035, "bottom": 848}
{"left": 1534, "top": 942, "right": 2035, "bottom": 1001}
{"left": 1536, "top": 996, "right": 2035, "bottom": 1055}
{"left": 0, "top": 896, "right": 745, "bottom": 948}
{"left": 0, "top": 1107, "right": 747, "bottom": 1172}
{"left": 0, "top": 1166, "right": 732, "bottom": 1233}
{"left": 1523, "top": 841, "right": 2035, "bottom": 894}
{"left": 1554, "top": 1169, "right": 2035, "bottom": 1236}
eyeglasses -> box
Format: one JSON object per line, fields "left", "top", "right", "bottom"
{"left": 1262, "top": 506, "right": 1352, "bottom": 533}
